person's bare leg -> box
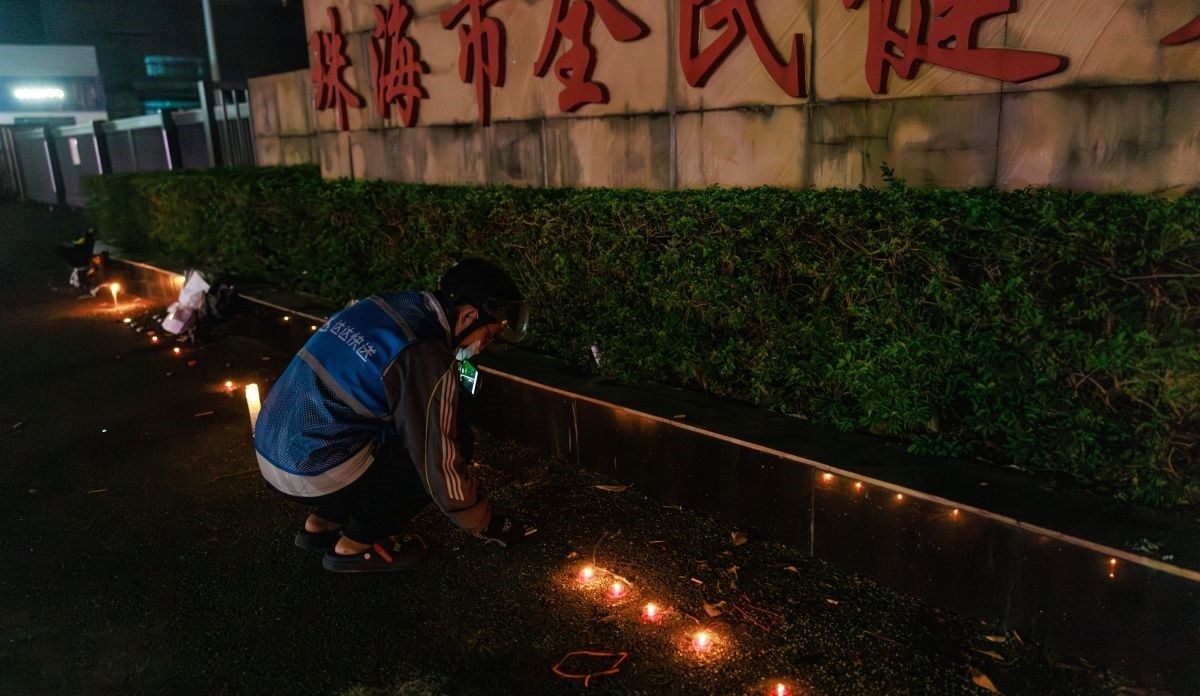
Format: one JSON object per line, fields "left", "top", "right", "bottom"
{"left": 303, "top": 513, "right": 342, "bottom": 533}
{"left": 334, "top": 536, "right": 370, "bottom": 555}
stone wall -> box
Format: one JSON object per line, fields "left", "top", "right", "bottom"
{"left": 248, "top": 0, "right": 1200, "bottom": 193}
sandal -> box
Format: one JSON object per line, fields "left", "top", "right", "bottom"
{"left": 322, "top": 533, "right": 429, "bottom": 573}
{"left": 294, "top": 527, "right": 342, "bottom": 552}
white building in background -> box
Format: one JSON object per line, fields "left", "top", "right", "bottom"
{"left": 0, "top": 44, "right": 107, "bottom": 125}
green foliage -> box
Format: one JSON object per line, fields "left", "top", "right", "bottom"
{"left": 83, "top": 167, "right": 1200, "bottom": 508}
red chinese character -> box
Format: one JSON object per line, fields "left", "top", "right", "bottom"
{"left": 842, "top": 0, "right": 1067, "bottom": 95}
{"left": 534, "top": 0, "right": 649, "bottom": 113}
{"left": 679, "top": 0, "right": 806, "bottom": 99}
{"left": 370, "top": 0, "right": 428, "bottom": 126}
{"left": 440, "top": 0, "right": 506, "bottom": 126}
{"left": 310, "top": 7, "right": 366, "bottom": 131}
{"left": 1161, "top": 15, "right": 1200, "bottom": 46}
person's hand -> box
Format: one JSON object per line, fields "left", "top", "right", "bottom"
{"left": 478, "top": 514, "right": 538, "bottom": 547}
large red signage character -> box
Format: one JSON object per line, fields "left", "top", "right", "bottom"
{"left": 535, "top": 0, "right": 649, "bottom": 113}
{"left": 842, "top": 0, "right": 1067, "bottom": 94}
{"left": 311, "top": 7, "right": 365, "bottom": 131}
{"left": 371, "top": 0, "right": 428, "bottom": 126}
{"left": 440, "top": 0, "right": 506, "bottom": 126}
{"left": 679, "top": 0, "right": 806, "bottom": 99}
{"left": 1161, "top": 15, "right": 1200, "bottom": 46}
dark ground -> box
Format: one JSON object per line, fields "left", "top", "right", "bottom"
{"left": 0, "top": 201, "right": 1151, "bottom": 695}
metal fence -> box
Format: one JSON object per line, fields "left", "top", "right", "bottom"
{"left": 0, "top": 82, "right": 254, "bottom": 207}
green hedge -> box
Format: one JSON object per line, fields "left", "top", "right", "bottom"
{"left": 83, "top": 166, "right": 1200, "bottom": 508}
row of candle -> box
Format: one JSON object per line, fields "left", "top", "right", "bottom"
{"left": 573, "top": 564, "right": 794, "bottom": 695}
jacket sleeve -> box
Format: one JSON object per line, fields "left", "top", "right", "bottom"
{"left": 389, "top": 340, "right": 491, "bottom": 533}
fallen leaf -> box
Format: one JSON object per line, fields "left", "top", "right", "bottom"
{"left": 969, "top": 666, "right": 999, "bottom": 693}
{"left": 731, "top": 531, "right": 748, "bottom": 546}
{"left": 593, "top": 484, "right": 629, "bottom": 492}
{"left": 566, "top": 551, "right": 579, "bottom": 559}
{"left": 984, "top": 635, "right": 1007, "bottom": 643}
{"left": 826, "top": 598, "right": 840, "bottom": 605}
{"left": 972, "top": 648, "right": 1005, "bottom": 661}
{"left": 690, "top": 578, "right": 704, "bottom": 585}
{"left": 784, "top": 566, "right": 798, "bottom": 573}
{"left": 703, "top": 601, "right": 725, "bottom": 617}
{"left": 725, "top": 565, "right": 739, "bottom": 578}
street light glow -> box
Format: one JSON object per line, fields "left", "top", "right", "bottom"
{"left": 14, "top": 86, "right": 65, "bottom": 101}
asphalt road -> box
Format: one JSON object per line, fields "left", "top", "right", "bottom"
{"left": 0, "top": 201, "right": 1137, "bottom": 695}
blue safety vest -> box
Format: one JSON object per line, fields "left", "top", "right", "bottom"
{"left": 254, "top": 291, "right": 448, "bottom": 478}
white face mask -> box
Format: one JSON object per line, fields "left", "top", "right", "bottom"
{"left": 455, "top": 340, "right": 482, "bottom": 362}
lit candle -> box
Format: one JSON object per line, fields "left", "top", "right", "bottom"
{"left": 172, "top": 347, "right": 182, "bottom": 356}
{"left": 579, "top": 565, "right": 595, "bottom": 582}
{"left": 642, "top": 603, "right": 659, "bottom": 621}
{"left": 109, "top": 283, "right": 120, "bottom": 308}
{"left": 821, "top": 473, "right": 834, "bottom": 483}
{"left": 609, "top": 581, "right": 625, "bottom": 598}
{"left": 224, "top": 380, "right": 235, "bottom": 393}
{"left": 773, "top": 683, "right": 790, "bottom": 696}
{"left": 894, "top": 493, "right": 904, "bottom": 501}
{"left": 951, "top": 508, "right": 960, "bottom": 519}
{"left": 282, "top": 315, "right": 290, "bottom": 322}
{"left": 853, "top": 482, "right": 863, "bottom": 492}
{"left": 150, "top": 335, "right": 159, "bottom": 344}
{"left": 1108, "top": 558, "right": 1117, "bottom": 578}
{"left": 245, "top": 383, "right": 261, "bottom": 433}
{"left": 693, "top": 630, "right": 712, "bottom": 651}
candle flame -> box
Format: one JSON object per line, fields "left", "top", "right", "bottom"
{"left": 579, "top": 565, "right": 595, "bottom": 582}
{"left": 151, "top": 336, "right": 159, "bottom": 343}
{"left": 643, "top": 603, "right": 658, "bottom": 619}
{"left": 109, "top": 283, "right": 120, "bottom": 307}
{"left": 693, "top": 630, "right": 711, "bottom": 650}
{"left": 609, "top": 581, "right": 624, "bottom": 598}
{"left": 821, "top": 473, "right": 834, "bottom": 483}
{"left": 775, "top": 683, "right": 789, "bottom": 696}
{"left": 894, "top": 493, "right": 904, "bottom": 501}
{"left": 172, "top": 347, "right": 181, "bottom": 355}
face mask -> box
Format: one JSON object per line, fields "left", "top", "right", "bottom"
{"left": 455, "top": 340, "right": 482, "bottom": 362}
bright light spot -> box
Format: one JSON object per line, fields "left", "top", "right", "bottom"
{"left": 122, "top": 317, "right": 131, "bottom": 323}
{"left": 821, "top": 473, "right": 834, "bottom": 483}
{"left": 579, "top": 565, "right": 595, "bottom": 582}
{"left": 853, "top": 482, "right": 863, "bottom": 492}
{"left": 1108, "top": 558, "right": 1117, "bottom": 578}
{"left": 775, "top": 683, "right": 790, "bottom": 696}
{"left": 951, "top": 508, "right": 960, "bottom": 519}
{"left": 894, "top": 493, "right": 904, "bottom": 501}
{"left": 609, "top": 581, "right": 625, "bottom": 598}
{"left": 310, "top": 325, "right": 318, "bottom": 332}
{"left": 100, "top": 428, "right": 107, "bottom": 433}
{"left": 282, "top": 315, "right": 291, "bottom": 322}
{"left": 150, "top": 336, "right": 159, "bottom": 344}
{"left": 172, "top": 347, "right": 182, "bottom": 355}
{"left": 643, "top": 603, "right": 658, "bottom": 621}
{"left": 245, "top": 383, "right": 262, "bottom": 432}
{"left": 109, "top": 283, "right": 120, "bottom": 307}
{"left": 693, "top": 630, "right": 712, "bottom": 651}
{"left": 14, "top": 86, "right": 65, "bottom": 101}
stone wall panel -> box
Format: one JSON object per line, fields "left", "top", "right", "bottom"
{"left": 997, "top": 83, "right": 1200, "bottom": 195}
{"left": 486, "top": 120, "right": 545, "bottom": 186}
{"left": 675, "top": 107, "right": 807, "bottom": 189}
{"left": 255, "top": 135, "right": 281, "bottom": 167}
{"left": 544, "top": 114, "right": 671, "bottom": 189}
{"left": 808, "top": 94, "right": 1001, "bottom": 189}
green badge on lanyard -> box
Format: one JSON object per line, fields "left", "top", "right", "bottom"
{"left": 459, "top": 359, "right": 479, "bottom": 395}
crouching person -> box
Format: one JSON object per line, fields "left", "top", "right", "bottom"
{"left": 254, "top": 258, "right": 538, "bottom": 572}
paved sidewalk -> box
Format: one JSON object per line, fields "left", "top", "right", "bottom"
{"left": 0, "top": 202, "right": 1137, "bottom": 695}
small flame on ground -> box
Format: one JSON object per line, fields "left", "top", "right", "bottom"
{"left": 172, "top": 347, "right": 182, "bottom": 355}
{"left": 894, "top": 493, "right": 904, "bottom": 501}
{"left": 642, "top": 603, "right": 658, "bottom": 621}
{"left": 151, "top": 336, "right": 159, "bottom": 344}
{"left": 609, "top": 581, "right": 625, "bottom": 598}
{"left": 109, "top": 283, "right": 120, "bottom": 307}
{"left": 579, "top": 565, "right": 595, "bottom": 582}
{"left": 774, "top": 683, "right": 790, "bottom": 696}
{"left": 693, "top": 630, "right": 712, "bottom": 651}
